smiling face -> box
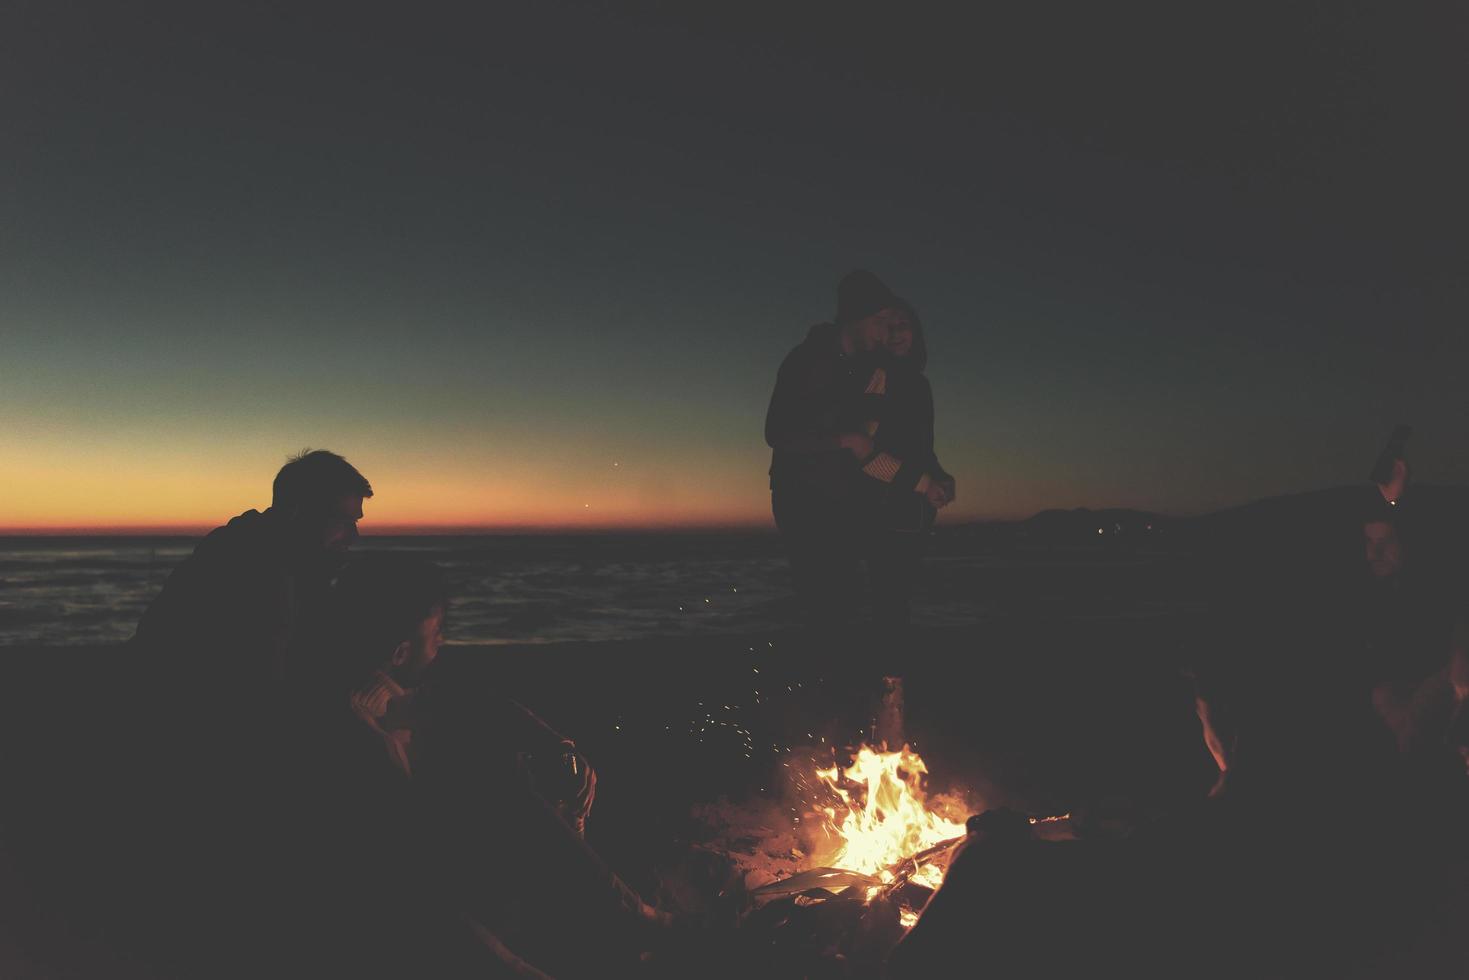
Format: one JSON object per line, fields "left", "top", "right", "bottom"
{"left": 884, "top": 309, "right": 915, "bottom": 358}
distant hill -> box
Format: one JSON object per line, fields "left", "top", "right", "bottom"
{"left": 938, "top": 485, "right": 1467, "bottom": 554}
{"left": 1023, "top": 507, "right": 1166, "bottom": 542}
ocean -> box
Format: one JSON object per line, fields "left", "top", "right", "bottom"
{"left": 0, "top": 529, "right": 1200, "bottom": 647}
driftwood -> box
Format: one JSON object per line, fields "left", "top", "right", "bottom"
{"left": 748, "top": 867, "right": 884, "bottom": 902}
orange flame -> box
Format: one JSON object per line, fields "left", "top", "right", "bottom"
{"left": 812, "top": 744, "right": 967, "bottom": 893}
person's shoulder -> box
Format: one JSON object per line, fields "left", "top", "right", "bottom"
{"left": 778, "top": 323, "right": 839, "bottom": 372}
{"left": 201, "top": 509, "right": 270, "bottom": 544}
{"left": 793, "top": 322, "right": 839, "bottom": 355}
{"left": 804, "top": 321, "right": 838, "bottom": 344}
{"left": 191, "top": 509, "right": 288, "bottom": 571}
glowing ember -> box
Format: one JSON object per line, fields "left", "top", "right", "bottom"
{"left": 812, "top": 744, "right": 967, "bottom": 895}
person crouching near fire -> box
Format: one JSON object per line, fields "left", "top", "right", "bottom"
{"left": 321, "top": 555, "right": 678, "bottom": 979}
{"left": 331, "top": 555, "right": 596, "bottom": 828}
{"left": 263, "top": 554, "right": 562, "bottom": 978}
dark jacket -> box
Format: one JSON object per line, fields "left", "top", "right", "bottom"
{"left": 764, "top": 323, "right": 879, "bottom": 501}
{"left": 133, "top": 508, "right": 338, "bottom": 684}
{"left": 123, "top": 508, "right": 344, "bottom": 947}
{"left": 872, "top": 365, "right": 952, "bottom": 529}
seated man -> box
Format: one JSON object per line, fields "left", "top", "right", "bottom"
{"left": 97, "top": 450, "right": 373, "bottom": 975}
{"left": 134, "top": 448, "right": 371, "bottom": 689}
{"left": 322, "top": 556, "right": 670, "bottom": 979}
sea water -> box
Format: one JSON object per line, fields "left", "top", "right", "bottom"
{"left": 0, "top": 530, "right": 1192, "bottom": 646}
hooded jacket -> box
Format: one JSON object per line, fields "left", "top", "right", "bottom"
{"left": 764, "top": 322, "right": 883, "bottom": 500}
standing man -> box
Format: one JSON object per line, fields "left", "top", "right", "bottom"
{"left": 765, "top": 270, "right": 909, "bottom": 638}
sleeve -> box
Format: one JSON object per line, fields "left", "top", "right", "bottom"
{"left": 764, "top": 346, "right": 847, "bottom": 454}
{"left": 921, "top": 376, "right": 952, "bottom": 484}
{"left": 862, "top": 451, "right": 931, "bottom": 495}
{"left": 862, "top": 374, "right": 937, "bottom": 494}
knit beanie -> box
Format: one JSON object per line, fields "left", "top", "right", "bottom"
{"left": 836, "top": 269, "right": 900, "bottom": 324}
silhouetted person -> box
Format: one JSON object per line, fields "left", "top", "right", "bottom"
{"left": 1359, "top": 504, "right": 1465, "bottom": 769}
{"left": 322, "top": 556, "right": 670, "bottom": 979}
{"left": 864, "top": 298, "right": 953, "bottom": 636}
{"left": 328, "top": 556, "right": 595, "bottom": 831}
{"left": 765, "top": 270, "right": 911, "bottom": 640}
{"left": 134, "top": 448, "right": 371, "bottom": 687}
{"left": 282, "top": 555, "right": 558, "bottom": 978}
{"left": 1178, "top": 435, "right": 1469, "bottom": 969}
{"left": 108, "top": 449, "right": 372, "bottom": 976}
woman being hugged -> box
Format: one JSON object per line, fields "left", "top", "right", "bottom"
{"left": 857, "top": 298, "right": 954, "bottom": 634}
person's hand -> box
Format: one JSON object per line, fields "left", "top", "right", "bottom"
{"left": 924, "top": 482, "right": 950, "bottom": 508}
{"left": 839, "top": 432, "right": 874, "bottom": 459}
{"left": 939, "top": 476, "right": 956, "bottom": 504}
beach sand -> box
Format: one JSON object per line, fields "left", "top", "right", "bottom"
{"left": 3, "top": 623, "right": 1465, "bottom": 976}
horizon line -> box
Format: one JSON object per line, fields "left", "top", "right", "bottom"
{"left": 0, "top": 514, "right": 1050, "bottom": 536}
{"left": 0, "top": 522, "right": 775, "bottom": 537}
{"left": 0, "top": 509, "right": 1155, "bottom": 536}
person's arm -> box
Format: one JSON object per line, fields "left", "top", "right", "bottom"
{"left": 1189, "top": 661, "right": 1237, "bottom": 798}
{"left": 503, "top": 700, "right": 596, "bottom": 830}
{"left": 920, "top": 375, "right": 955, "bottom": 501}
{"left": 860, "top": 448, "right": 933, "bottom": 495}
{"left": 463, "top": 917, "right": 560, "bottom": 979}
{"left": 764, "top": 345, "right": 855, "bottom": 455}
{"left": 480, "top": 776, "right": 664, "bottom": 930}
{"left": 862, "top": 375, "right": 946, "bottom": 499}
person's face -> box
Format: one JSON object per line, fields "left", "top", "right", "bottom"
{"left": 392, "top": 603, "right": 445, "bottom": 685}
{"left": 322, "top": 496, "right": 364, "bottom": 552}
{"left": 884, "top": 310, "right": 915, "bottom": 358}
{"left": 1364, "top": 521, "right": 1403, "bottom": 579}
{"left": 850, "top": 308, "right": 894, "bottom": 353}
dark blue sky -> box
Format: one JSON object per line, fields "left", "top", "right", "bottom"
{"left": 3, "top": 1, "right": 1465, "bottom": 528}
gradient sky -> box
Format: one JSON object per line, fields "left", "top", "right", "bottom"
{"left": 3, "top": 2, "right": 1465, "bottom": 531}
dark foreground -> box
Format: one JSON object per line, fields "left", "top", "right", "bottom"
{"left": 3, "top": 620, "right": 1466, "bottom": 978}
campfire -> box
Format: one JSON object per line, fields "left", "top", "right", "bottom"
{"left": 669, "top": 678, "right": 990, "bottom": 974}
{"left": 741, "top": 741, "right": 971, "bottom": 934}
{"left": 811, "top": 743, "right": 968, "bottom": 896}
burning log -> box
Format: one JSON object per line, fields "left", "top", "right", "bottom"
{"left": 811, "top": 745, "right": 968, "bottom": 890}
{"left": 876, "top": 834, "right": 967, "bottom": 900}
{"left": 671, "top": 736, "right": 982, "bottom": 977}
{"left": 748, "top": 867, "right": 885, "bottom": 901}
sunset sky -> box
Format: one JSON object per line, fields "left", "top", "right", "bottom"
{"left": 3, "top": 2, "right": 1465, "bottom": 532}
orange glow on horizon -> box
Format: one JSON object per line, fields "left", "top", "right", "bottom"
{"left": 1, "top": 431, "right": 1021, "bottom": 534}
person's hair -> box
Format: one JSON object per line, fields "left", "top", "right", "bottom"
{"left": 836, "top": 269, "right": 901, "bottom": 325}
{"left": 272, "top": 449, "right": 373, "bottom": 516}
{"left": 329, "top": 556, "right": 447, "bottom": 680}
{"left": 893, "top": 298, "right": 929, "bottom": 372}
